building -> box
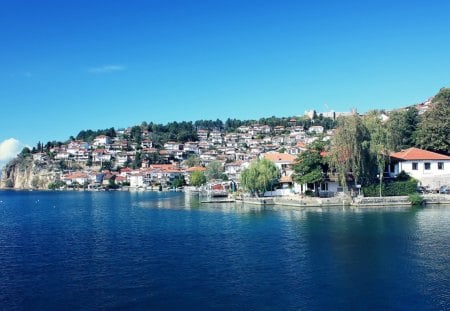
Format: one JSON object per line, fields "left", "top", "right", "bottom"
{"left": 389, "top": 147, "right": 450, "bottom": 190}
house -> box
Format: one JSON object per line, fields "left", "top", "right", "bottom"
{"left": 308, "top": 126, "right": 324, "bottom": 134}
{"left": 197, "top": 129, "right": 209, "bottom": 141}
{"left": 62, "top": 172, "right": 89, "bottom": 186}
{"left": 389, "top": 147, "right": 450, "bottom": 190}
{"left": 130, "top": 174, "right": 145, "bottom": 188}
{"left": 164, "top": 142, "right": 183, "bottom": 151}
{"left": 93, "top": 135, "right": 111, "bottom": 147}
{"left": 262, "top": 152, "right": 296, "bottom": 176}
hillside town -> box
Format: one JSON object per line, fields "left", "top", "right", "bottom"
{"left": 1, "top": 91, "right": 450, "bottom": 197}
{"left": 22, "top": 113, "right": 334, "bottom": 192}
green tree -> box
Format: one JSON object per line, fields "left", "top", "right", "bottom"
{"left": 363, "top": 111, "right": 391, "bottom": 196}
{"left": 131, "top": 125, "right": 143, "bottom": 145}
{"left": 386, "top": 107, "right": 419, "bottom": 151}
{"left": 190, "top": 170, "right": 207, "bottom": 187}
{"left": 205, "top": 161, "right": 225, "bottom": 181}
{"left": 86, "top": 155, "right": 93, "bottom": 167}
{"left": 328, "top": 114, "right": 371, "bottom": 188}
{"left": 240, "top": 158, "right": 280, "bottom": 196}
{"left": 184, "top": 154, "right": 201, "bottom": 167}
{"left": 132, "top": 152, "right": 142, "bottom": 169}
{"left": 293, "top": 140, "right": 327, "bottom": 195}
{"left": 171, "top": 175, "right": 186, "bottom": 188}
{"left": 415, "top": 88, "right": 450, "bottom": 155}
{"left": 20, "top": 147, "right": 31, "bottom": 156}
{"left": 48, "top": 180, "right": 66, "bottom": 190}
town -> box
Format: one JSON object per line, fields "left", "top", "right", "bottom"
{"left": 1, "top": 89, "right": 450, "bottom": 199}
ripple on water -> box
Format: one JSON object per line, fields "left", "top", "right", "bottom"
{"left": 0, "top": 191, "right": 449, "bottom": 310}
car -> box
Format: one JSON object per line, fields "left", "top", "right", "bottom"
{"left": 439, "top": 185, "right": 450, "bottom": 194}
{"left": 417, "top": 186, "right": 427, "bottom": 194}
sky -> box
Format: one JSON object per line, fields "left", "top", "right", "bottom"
{"left": 1, "top": 0, "right": 450, "bottom": 164}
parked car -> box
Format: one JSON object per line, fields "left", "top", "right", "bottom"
{"left": 439, "top": 185, "right": 450, "bottom": 194}
{"left": 417, "top": 186, "right": 427, "bottom": 194}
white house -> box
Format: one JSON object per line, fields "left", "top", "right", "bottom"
{"left": 308, "top": 126, "right": 324, "bottom": 134}
{"left": 262, "top": 151, "right": 297, "bottom": 182}
{"left": 130, "top": 174, "right": 145, "bottom": 188}
{"left": 389, "top": 147, "right": 450, "bottom": 190}
{"left": 93, "top": 135, "right": 111, "bottom": 147}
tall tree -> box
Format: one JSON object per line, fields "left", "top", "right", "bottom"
{"left": 364, "top": 111, "right": 391, "bottom": 195}
{"left": 205, "top": 161, "right": 225, "bottom": 181}
{"left": 328, "top": 114, "right": 371, "bottom": 188}
{"left": 240, "top": 158, "right": 280, "bottom": 196}
{"left": 190, "top": 170, "right": 207, "bottom": 187}
{"left": 293, "top": 140, "right": 328, "bottom": 195}
{"left": 184, "top": 155, "right": 201, "bottom": 167}
{"left": 415, "top": 88, "right": 450, "bottom": 155}
{"left": 386, "top": 107, "right": 419, "bottom": 151}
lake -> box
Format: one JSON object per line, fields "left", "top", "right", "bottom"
{"left": 0, "top": 191, "right": 449, "bottom": 310}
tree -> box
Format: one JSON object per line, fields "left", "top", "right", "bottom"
{"left": 184, "top": 155, "right": 201, "bottom": 167}
{"left": 205, "top": 161, "right": 225, "bottom": 181}
{"left": 363, "top": 111, "right": 391, "bottom": 196}
{"left": 101, "top": 161, "right": 112, "bottom": 171}
{"left": 130, "top": 125, "right": 142, "bottom": 145}
{"left": 328, "top": 114, "right": 371, "bottom": 188}
{"left": 415, "top": 88, "right": 450, "bottom": 155}
{"left": 190, "top": 170, "right": 207, "bottom": 187}
{"left": 386, "top": 107, "right": 419, "bottom": 151}
{"left": 240, "top": 158, "right": 280, "bottom": 196}
{"left": 293, "top": 140, "right": 327, "bottom": 195}
{"left": 20, "top": 147, "right": 31, "bottom": 156}
{"left": 132, "top": 152, "right": 142, "bottom": 169}
{"left": 171, "top": 175, "right": 186, "bottom": 188}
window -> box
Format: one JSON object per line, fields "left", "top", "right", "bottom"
{"left": 438, "top": 162, "right": 444, "bottom": 170}
{"left": 424, "top": 162, "right": 431, "bottom": 170}
{"left": 412, "top": 162, "right": 418, "bottom": 170}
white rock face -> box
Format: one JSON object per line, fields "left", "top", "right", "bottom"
{"left": 0, "top": 157, "right": 59, "bottom": 189}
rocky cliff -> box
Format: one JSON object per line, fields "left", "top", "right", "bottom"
{"left": 0, "top": 155, "right": 60, "bottom": 190}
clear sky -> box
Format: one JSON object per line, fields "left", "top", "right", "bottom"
{"left": 1, "top": 0, "right": 450, "bottom": 151}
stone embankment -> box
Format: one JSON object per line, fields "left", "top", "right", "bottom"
{"left": 351, "top": 196, "right": 411, "bottom": 207}
{"left": 237, "top": 195, "right": 352, "bottom": 207}
{"left": 236, "top": 194, "right": 450, "bottom": 208}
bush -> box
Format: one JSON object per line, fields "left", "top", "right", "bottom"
{"left": 304, "top": 190, "right": 314, "bottom": 197}
{"left": 48, "top": 180, "right": 66, "bottom": 190}
{"left": 408, "top": 193, "right": 424, "bottom": 206}
{"left": 362, "top": 179, "right": 418, "bottom": 197}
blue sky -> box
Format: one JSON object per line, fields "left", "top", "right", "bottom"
{"left": 1, "top": 0, "right": 450, "bottom": 151}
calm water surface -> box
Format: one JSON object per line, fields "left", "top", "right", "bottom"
{"left": 0, "top": 191, "right": 449, "bottom": 310}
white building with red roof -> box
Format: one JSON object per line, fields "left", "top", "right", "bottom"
{"left": 389, "top": 147, "right": 450, "bottom": 189}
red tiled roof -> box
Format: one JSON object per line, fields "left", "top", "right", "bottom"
{"left": 185, "top": 166, "right": 207, "bottom": 172}
{"left": 279, "top": 175, "right": 293, "bottom": 183}
{"left": 264, "top": 152, "right": 296, "bottom": 163}
{"left": 390, "top": 148, "right": 450, "bottom": 161}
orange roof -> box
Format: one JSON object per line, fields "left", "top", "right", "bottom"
{"left": 296, "top": 142, "right": 307, "bottom": 148}
{"left": 150, "top": 164, "right": 179, "bottom": 171}
{"left": 185, "top": 166, "right": 207, "bottom": 172}
{"left": 279, "top": 175, "right": 293, "bottom": 183}
{"left": 390, "top": 148, "right": 450, "bottom": 161}
{"left": 64, "top": 172, "right": 89, "bottom": 179}
{"left": 264, "top": 152, "right": 296, "bottom": 163}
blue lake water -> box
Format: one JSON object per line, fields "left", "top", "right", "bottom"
{"left": 0, "top": 190, "right": 449, "bottom": 310}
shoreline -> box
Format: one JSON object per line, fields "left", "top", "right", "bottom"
{"left": 2, "top": 188, "right": 450, "bottom": 207}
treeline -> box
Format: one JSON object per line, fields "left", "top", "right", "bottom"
{"left": 76, "top": 128, "right": 117, "bottom": 142}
